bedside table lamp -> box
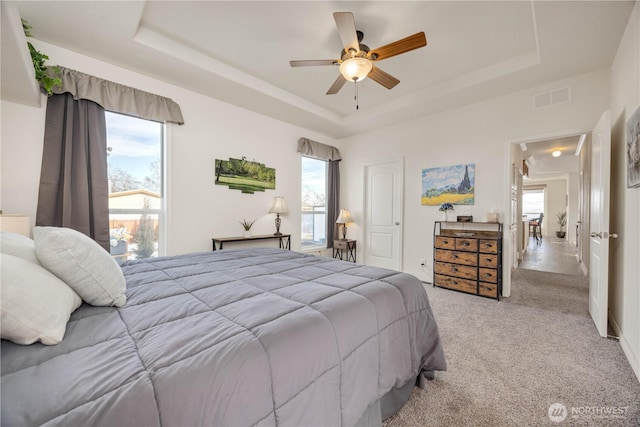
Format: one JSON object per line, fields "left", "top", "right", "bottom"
{"left": 0, "top": 214, "right": 31, "bottom": 237}
{"left": 336, "top": 209, "right": 353, "bottom": 240}
{"left": 269, "top": 196, "right": 288, "bottom": 235}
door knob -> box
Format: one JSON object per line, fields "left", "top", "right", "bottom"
{"left": 395, "top": 222, "right": 400, "bottom": 225}
{"left": 610, "top": 233, "right": 619, "bottom": 239}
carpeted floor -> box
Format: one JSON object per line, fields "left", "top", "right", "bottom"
{"left": 383, "top": 268, "right": 640, "bottom": 426}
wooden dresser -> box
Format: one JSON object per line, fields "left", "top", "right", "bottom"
{"left": 433, "top": 221, "right": 503, "bottom": 300}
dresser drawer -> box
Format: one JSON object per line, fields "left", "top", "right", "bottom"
{"left": 479, "top": 268, "right": 498, "bottom": 283}
{"left": 435, "top": 274, "right": 477, "bottom": 294}
{"left": 435, "top": 236, "right": 455, "bottom": 249}
{"left": 435, "top": 249, "right": 477, "bottom": 266}
{"left": 455, "top": 238, "right": 478, "bottom": 252}
{"left": 479, "top": 282, "right": 497, "bottom": 297}
{"left": 435, "top": 262, "right": 477, "bottom": 280}
{"left": 479, "top": 239, "right": 499, "bottom": 254}
{"left": 478, "top": 254, "right": 498, "bottom": 268}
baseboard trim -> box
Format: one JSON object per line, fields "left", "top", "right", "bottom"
{"left": 579, "top": 262, "right": 588, "bottom": 276}
{"left": 620, "top": 333, "right": 640, "bottom": 383}
{"left": 609, "top": 314, "right": 640, "bottom": 383}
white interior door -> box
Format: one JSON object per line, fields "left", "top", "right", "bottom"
{"left": 589, "top": 110, "right": 611, "bottom": 338}
{"left": 364, "top": 160, "right": 403, "bottom": 270}
{"left": 511, "top": 164, "right": 519, "bottom": 269}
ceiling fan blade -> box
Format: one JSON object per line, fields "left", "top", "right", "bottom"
{"left": 326, "top": 74, "right": 347, "bottom": 95}
{"left": 333, "top": 12, "right": 359, "bottom": 53}
{"left": 368, "top": 66, "right": 400, "bottom": 89}
{"left": 290, "top": 60, "right": 337, "bottom": 67}
{"left": 368, "top": 32, "right": 427, "bottom": 61}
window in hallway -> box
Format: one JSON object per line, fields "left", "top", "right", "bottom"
{"left": 523, "top": 187, "right": 544, "bottom": 219}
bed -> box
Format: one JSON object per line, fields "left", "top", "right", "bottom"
{"left": 2, "top": 246, "right": 446, "bottom": 426}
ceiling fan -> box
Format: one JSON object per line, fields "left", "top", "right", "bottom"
{"left": 290, "top": 12, "right": 427, "bottom": 95}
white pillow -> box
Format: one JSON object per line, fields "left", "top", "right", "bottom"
{"left": 1, "top": 254, "right": 82, "bottom": 345}
{"left": 33, "top": 226, "right": 127, "bottom": 307}
{"left": 0, "top": 231, "right": 40, "bottom": 264}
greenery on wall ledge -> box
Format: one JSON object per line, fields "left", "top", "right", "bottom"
{"left": 22, "top": 19, "right": 61, "bottom": 96}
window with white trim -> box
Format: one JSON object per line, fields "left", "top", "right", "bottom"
{"left": 523, "top": 188, "right": 545, "bottom": 219}
{"left": 106, "top": 112, "right": 164, "bottom": 260}
{"left": 301, "top": 156, "right": 328, "bottom": 250}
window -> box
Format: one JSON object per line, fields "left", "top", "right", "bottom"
{"left": 106, "top": 112, "right": 164, "bottom": 260}
{"left": 301, "top": 156, "right": 328, "bottom": 250}
{"left": 523, "top": 188, "right": 544, "bottom": 219}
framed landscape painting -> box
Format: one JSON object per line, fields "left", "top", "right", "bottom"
{"left": 215, "top": 157, "right": 276, "bottom": 194}
{"left": 421, "top": 163, "right": 475, "bottom": 206}
{"left": 627, "top": 107, "right": 640, "bottom": 188}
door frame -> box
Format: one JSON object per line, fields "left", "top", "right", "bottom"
{"left": 503, "top": 128, "right": 591, "bottom": 297}
{"left": 362, "top": 158, "right": 404, "bottom": 270}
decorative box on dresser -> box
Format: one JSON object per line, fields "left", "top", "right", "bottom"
{"left": 433, "top": 221, "right": 503, "bottom": 300}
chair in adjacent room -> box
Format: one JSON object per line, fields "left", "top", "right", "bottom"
{"left": 529, "top": 213, "right": 544, "bottom": 245}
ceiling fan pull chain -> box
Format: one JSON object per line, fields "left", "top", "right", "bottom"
{"left": 354, "top": 79, "right": 359, "bottom": 110}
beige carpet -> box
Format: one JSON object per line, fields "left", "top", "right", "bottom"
{"left": 384, "top": 269, "right": 640, "bottom": 426}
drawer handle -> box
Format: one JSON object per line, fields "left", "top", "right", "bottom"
{"left": 453, "top": 281, "right": 458, "bottom": 285}
{"left": 484, "top": 273, "right": 493, "bottom": 277}
{"left": 462, "top": 242, "right": 470, "bottom": 246}
{"left": 485, "top": 258, "right": 492, "bottom": 262}
{"left": 452, "top": 267, "right": 458, "bottom": 272}
{"left": 453, "top": 254, "right": 458, "bottom": 259}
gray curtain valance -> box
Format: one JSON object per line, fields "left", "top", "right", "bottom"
{"left": 297, "top": 138, "right": 341, "bottom": 161}
{"left": 47, "top": 66, "right": 184, "bottom": 124}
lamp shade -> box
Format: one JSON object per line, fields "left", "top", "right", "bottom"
{"left": 339, "top": 58, "right": 372, "bottom": 82}
{"left": 269, "top": 197, "right": 289, "bottom": 214}
{"left": 0, "top": 214, "right": 31, "bottom": 237}
{"left": 336, "top": 209, "right": 353, "bottom": 224}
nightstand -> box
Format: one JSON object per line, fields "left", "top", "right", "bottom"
{"left": 333, "top": 239, "right": 356, "bottom": 263}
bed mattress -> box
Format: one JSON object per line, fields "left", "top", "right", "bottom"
{"left": 1, "top": 248, "right": 445, "bottom": 426}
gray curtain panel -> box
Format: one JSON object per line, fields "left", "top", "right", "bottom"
{"left": 297, "top": 137, "right": 342, "bottom": 161}
{"left": 36, "top": 93, "right": 110, "bottom": 251}
{"left": 327, "top": 160, "right": 341, "bottom": 248}
{"left": 47, "top": 66, "right": 184, "bottom": 125}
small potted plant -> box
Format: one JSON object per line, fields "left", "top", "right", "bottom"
{"left": 240, "top": 219, "right": 256, "bottom": 237}
{"left": 109, "top": 227, "right": 131, "bottom": 256}
{"left": 556, "top": 211, "right": 567, "bottom": 238}
{"left": 439, "top": 203, "right": 454, "bottom": 221}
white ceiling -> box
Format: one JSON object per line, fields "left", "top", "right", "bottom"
{"left": 522, "top": 135, "right": 583, "bottom": 182}
{"left": 12, "top": 1, "right": 635, "bottom": 138}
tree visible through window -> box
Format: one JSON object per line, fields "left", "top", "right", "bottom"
{"left": 106, "top": 112, "right": 164, "bottom": 260}
{"left": 301, "top": 156, "right": 327, "bottom": 249}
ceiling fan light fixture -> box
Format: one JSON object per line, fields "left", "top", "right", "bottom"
{"left": 339, "top": 57, "right": 372, "bottom": 82}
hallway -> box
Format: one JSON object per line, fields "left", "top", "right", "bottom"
{"left": 518, "top": 235, "right": 584, "bottom": 276}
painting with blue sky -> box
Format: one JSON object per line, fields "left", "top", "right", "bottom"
{"left": 421, "top": 163, "right": 475, "bottom": 206}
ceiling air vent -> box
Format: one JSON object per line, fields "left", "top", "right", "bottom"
{"left": 533, "top": 86, "right": 571, "bottom": 109}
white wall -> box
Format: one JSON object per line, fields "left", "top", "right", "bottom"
{"left": 341, "top": 69, "right": 610, "bottom": 290}
{"left": 544, "top": 179, "right": 568, "bottom": 238}
{"left": 609, "top": 1, "right": 640, "bottom": 382}
{"left": 0, "top": 41, "right": 338, "bottom": 254}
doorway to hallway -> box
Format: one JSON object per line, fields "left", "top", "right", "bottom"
{"left": 519, "top": 235, "right": 583, "bottom": 276}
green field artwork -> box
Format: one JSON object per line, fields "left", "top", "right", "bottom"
{"left": 215, "top": 157, "right": 276, "bottom": 194}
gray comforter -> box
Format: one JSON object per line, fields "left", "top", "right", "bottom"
{"left": 1, "top": 248, "right": 445, "bottom": 426}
